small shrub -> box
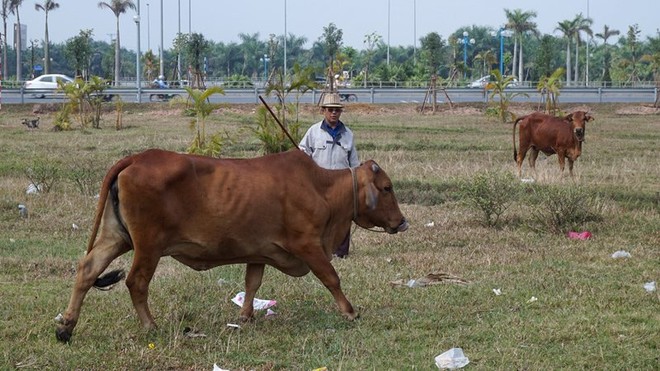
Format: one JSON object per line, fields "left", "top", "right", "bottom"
{"left": 459, "top": 170, "right": 519, "bottom": 227}
{"left": 24, "top": 161, "right": 61, "bottom": 193}
{"left": 67, "top": 160, "right": 105, "bottom": 196}
{"left": 527, "top": 185, "right": 604, "bottom": 234}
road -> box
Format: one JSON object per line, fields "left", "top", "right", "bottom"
{"left": 1, "top": 87, "right": 657, "bottom": 105}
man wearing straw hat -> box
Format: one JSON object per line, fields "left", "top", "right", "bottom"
{"left": 299, "top": 92, "right": 360, "bottom": 258}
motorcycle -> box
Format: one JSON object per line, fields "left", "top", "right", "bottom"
{"left": 149, "top": 82, "right": 179, "bottom": 102}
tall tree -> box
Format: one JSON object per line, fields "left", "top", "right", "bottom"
{"left": 362, "top": 32, "right": 382, "bottom": 87}
{"left": 35, "top": 0, "right": 59, "bottom": 74}
{"left": 10, "top": 0, "right": 23, "bottom": 80}
{"left": 320, "top": 22, "right": 343, "bottom": 92}
{"left": 237, "top": 32, "right": 262, "bottom": 77}
{"left": 570, "top": 13, "right": 593, "bottom": 84}
{"left": 1, "top": 0, "right": 11, "bottom": 79}
{"left": 556, "top": 19, "right": 576, "bottom": 86}
{"left": 504, "top": 8, "right": 538, "bottom": 82}
{"left": 595, "top": 25, "right": 620, "bottom": 85}
{"left": 98, "top": 0, "right": 135, "bottom": 85}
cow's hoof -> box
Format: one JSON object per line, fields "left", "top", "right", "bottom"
{"left": 344, "top": 312, "right": 359, "bottom": 321}
{"left": 55, "top": 327, "right": 72, "bottom": 343}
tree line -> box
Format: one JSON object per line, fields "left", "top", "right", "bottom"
{"left": 2, "top": 1, "right": 659, "bottom": 88}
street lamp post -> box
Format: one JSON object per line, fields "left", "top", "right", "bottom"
{"left": 491, "top": 28, "right": 513, "bottom": 76}
{"left": 146, "top": 2, "right": 150, "bottom": 51}
{"left": 134, "top": 0, "right": 142, "bottom": 103}
{"left": 159, "top": 0, "right": 164, "bottom": 77}
{"left": 460, "top": 31, "right": 475, "bottom": 78}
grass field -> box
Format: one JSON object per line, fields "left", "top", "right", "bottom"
{"left": 1, "top": 102, "right": 658, "bottom": 370}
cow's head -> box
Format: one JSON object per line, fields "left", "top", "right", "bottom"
{"left": 354, "top": 161, "right": 408, "bottom": 234}
{"left": 564, "top": 111, "right": 593, "bottom": 142}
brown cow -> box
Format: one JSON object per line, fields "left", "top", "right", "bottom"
{"left": 55, "top": 149, "right": 408, "bottom": 342}
{"left": 513, "top": 111, "right": 594, "bottom": 178}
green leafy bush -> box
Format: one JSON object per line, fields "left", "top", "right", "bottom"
{"left": 459, "top": 170, "right": 519, "bottom": 227}
{"left": 527, "top": 185, "right": 604, "bottom": 234}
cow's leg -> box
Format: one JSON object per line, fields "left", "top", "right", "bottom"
{"left": 239, "top": 263, "right": 265, "bottom": 322}
{"left": 125, "top": 249, "right": 161, "bottom": 330}
{"left": 304, "top": 255, "right": 356, "bottom": 320}
{"left": 516, "top": 144, "right": 530, "bottom": 178}
{"left": 56, "top": 234, "right": 130, "bottom": 342}
{"left": 557, "top": 151, "right": 567, "bottom": 177}
{"left": 567, "top": 158, "right": 575, "bottom": 177}
{"left": 528, "top": 148, "right": 539, "bottom": 176}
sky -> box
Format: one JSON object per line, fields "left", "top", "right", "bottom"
{"left": 13, "top": 0, "right": 660, "bottom": 53}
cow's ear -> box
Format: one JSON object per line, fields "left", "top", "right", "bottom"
{"left": 564, "top": 113, "right": 574, "bottom": 122}
{"left": 371, "top": 163, "right": 380, "bottom": 174}
{"left": 365, "top": 183, "right": 378, "bottom": 210}
{"left": 586, "top": 114, "right": 594, "bottom": 122}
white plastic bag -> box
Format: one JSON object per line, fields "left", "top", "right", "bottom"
{"left": 435, "top": 347, "right": 469, "bottom": 369}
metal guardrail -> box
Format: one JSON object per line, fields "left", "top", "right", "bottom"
{"left": 2, "top": 86, "right": 658, "bottom": 105}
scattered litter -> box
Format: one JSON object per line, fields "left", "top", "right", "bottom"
{"left": 231, "top": 291, "right": 277, "bottom": 311}
{"left": 611, "top": 250, "right": 632, "bottom": 259}
{"left": 390, "top": 272, "right": 470, "bottom": 288}
{"left": 385, "top": 258, "right": 393, "bottom": 263}
{"left": 226, "top": 323, "right": 241, "bottom": 329}
{"left": 527, "top": 296, "right": 538, "bottom": 303}
{"left": 425, "top": 221, "right": 435, "bottom": 227}
{"left": 567, "top": 231, "right": 592, "bottom": 240}
{"left": 9, "top": 238, "right": 16, "bottom": 243}
{"left": 18, "top": 204, "right": 28, "bottom": 218}
{"left": 71, "top": 223, "right": 79, "bottom": 230}
{"left": 54, "top": 313, "right": 64, "bottom": 324}
{"left": 148, "top": 343, "right": 156, "bottom": 350}
{"left": 521, "top": 178, "right": 535, "bottom": 183}
{"left": 643, "top": 281, "right": 656, "bottom": 293}
{"left": 492, "top": 288, "right": 502, "bottom": 296}
{"left": 183, "top": 327, "right": 207, "bottom": 338}
{"left": 266, "top": 309, "right": 277, "bottom": 317}
{"left": 26, "top": 183, "right": 42, "bottom": 194}
{"left": 434, "top": 347, "right": 469, "bottom": 369}
{"left": 312, "top": 368, "right": 328, "bottom": 371}
{"left": 213, "top": 364, "right": 229, "bottom": 371}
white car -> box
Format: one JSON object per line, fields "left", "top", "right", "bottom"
{"left": 468, "top": 76, "right": 490, "bottom": 88}
{"left": 24, "top": 74, "right": 74, "bottom": 98}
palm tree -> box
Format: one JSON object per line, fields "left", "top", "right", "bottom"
{"left": 98, "top": 0, "right": 136, "bottom": 85}
{"left": 556, "top": 19, "right": 576, "bottom": 86}
{"left": 595, "top": 25, "right": 620, "bottom": 85}
{"left": 238, "top": 32, "right": 263, "bottom": 77}
{"left": 504, "top": 8, "right": 538, "bottom": 83}
{"left": 35, "top": 0, "right": 59, "bottom": 75}
{"left": 571, "top": 13, "right": 593, "bottom": 85}
{"left": 10, "top": 0, "right": 23, "bottom": 80}
{"left": 473, "top": 50, "right": 497, "bottom": 77}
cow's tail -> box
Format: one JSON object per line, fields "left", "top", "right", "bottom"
{"left": 513, "top": 115, "right": 525, "bottom": 162}
{"left": 85, "top": 156, "right": 135, "bottom": 255}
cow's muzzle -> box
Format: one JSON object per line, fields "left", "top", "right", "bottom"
{"left": 574, "top": 128, "right": 585, "bottom": 141}
{"left": 386, "top": 218, "right": 409, "bottom": 234}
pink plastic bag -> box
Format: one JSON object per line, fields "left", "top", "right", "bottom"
{"left": 567, "top": 231, "right": 592, "bottom": 240}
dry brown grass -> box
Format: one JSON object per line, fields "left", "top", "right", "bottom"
{"left": 0, "top": 102, "right": 658, "bottom": 370}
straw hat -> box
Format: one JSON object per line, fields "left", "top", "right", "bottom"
{"left": 320, "top": 93, "right": 344, "bottom": 108}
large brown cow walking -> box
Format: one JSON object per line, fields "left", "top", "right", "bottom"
{"left": 55, "top": 149, "right": 408, "bottom": 342}
{"left": 513, "top": 111, "right": 594, "bottom": 178}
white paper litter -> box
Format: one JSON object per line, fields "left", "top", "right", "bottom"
{"left": 434, "top": 347, "right": 469, "bottom": 369}
{"left": 231, "top": 292, "right": 277, "bottom": 310}
{"left": 492, "top": 288, "right": 502, "bottom": 296}
{"left": 213, "top": 363, "right": 229, "bottom": 371}
{"left": 425, "top": 221, "right": 435, "bottom": 227}
{"left": 527, "top": 296, "right": 538, "bottom": 303}
{"left": 611, "top": 250, "right": 631, "bottom": 259}
{"left": 643, "top": 281, "right": 656, "bottom": 293}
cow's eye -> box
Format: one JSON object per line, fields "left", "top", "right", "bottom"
{"left": 384, "top": 186, "right": 392, "bottom": 193}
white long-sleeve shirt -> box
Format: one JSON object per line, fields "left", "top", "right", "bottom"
{"left": 299, "top": 120, "right": 360, "bottom": 169}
